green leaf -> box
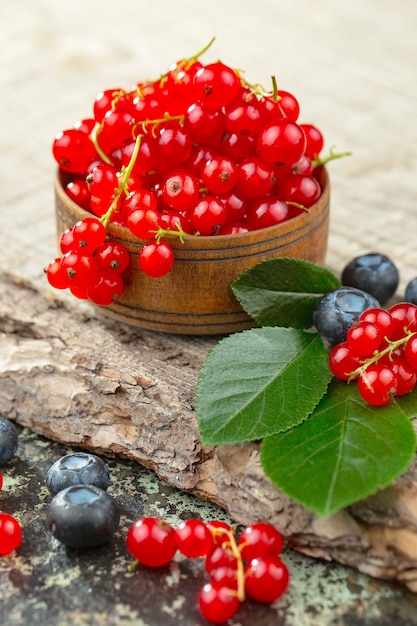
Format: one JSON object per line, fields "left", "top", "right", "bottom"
{"left": 196, "top": 326, "right": 332, "bottom": 445}
{"left": 260, "top": 379, "right": 417, "bottom": 518}
{"left": 231, "top": 257, "right": 341, "bottom": 328}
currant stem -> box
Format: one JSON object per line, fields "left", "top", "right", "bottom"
{"left": 89, "top": 123, "right": 113, "bottom": 166}
{"left": 100, "top": 134, "right": 142, "bottom": 229}
{"left": 152, "top": 226, "right": 199, "bottom": 244}
{"left": 349, "top": 330, "right": 417, "bottom": 381}
{"left": 312, "top": 148, "right": 352, "bottom": 169}
{"left": 223, "top": 528, "right": 246, "bottom": 603}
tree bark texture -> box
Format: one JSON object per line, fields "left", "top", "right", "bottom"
{"left": 1, "top": 273, "right": 417, "bottom": 591}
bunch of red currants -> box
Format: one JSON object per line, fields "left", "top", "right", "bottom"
{"left": 47, "top": 40, "right": 330, "bottom": 305}
{"left": 329, "top": 303, "right": 417, "bottom": 406}
{"left": 126, "top": 516, "right": 289, "bottom": 624}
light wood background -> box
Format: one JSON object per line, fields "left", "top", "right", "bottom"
{"left": 1, "top": 0, "right": 416, "bottom": 296}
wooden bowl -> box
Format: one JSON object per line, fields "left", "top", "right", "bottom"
{"left": 54, "top": 167, "right": 330, "bottom": 335}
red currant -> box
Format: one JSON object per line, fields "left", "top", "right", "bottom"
{"left": 95, "top": 241, "right": 130, "bottom": 273}
{"left": 238, "top": 522, "right": 283, "bottom": 561}
{"left": 139, "top": 241, "right": 174, "bottom": 277}
{"left": 193, "top": 61, "right": 240, "bottom": 109}
{"left": 161, "top": 168, "right": 200, "bottom": 211}
{"left": 201, "top": 156, "right": 238, "bottom": 195}
{"left": 257, "top": 119, "right": 306, "bottom": 167}
{"left": 300, "top": 123, "right": 324, "bottom": 158}
{"left": 244, "top": 556, "right": 289, "bottom": 603}
{"left": 246, "top": 197, "right": 289, "bottom": 230}
{"left": 346, "top": 321, "right": 382, "bottom": 357}
{"left": 53, "top": 128, "right": 97, "bottom": 173}
{"left": 127, "top": 208, "right": 161, "bottom": 239}
{"left": 45, "top": 258, "right": 68, "bottom": 290}
{"left": 0, "top": 513, "right": 22, "bottom": 555}
{"left": 188, "top": 196, "right": 227, "bottom": 235}
{"left": 72, "top": 217, "right": 107, "bottom": 252}
{"left": 87, "top": 271, "right": 124, "bottom": 305}
{"left": 405, "top": 334, "right": 417, "bottom": 370}
{"left": 61, "top": 251, "right": 99, "bottom": 288}
{"left": 174, "top": 519, "right": 214, "bottom": 558}
{"left": 357, "top": 364, "right": 398, "bottom": 406}
{"left": 198, "top": 581, "right": 240, "bottom": 624}
{"left": 328, "top": 342, "right": 361, "bottom": 380}
{"left": 126, "top": 517, "right": 177, "bottom": 567}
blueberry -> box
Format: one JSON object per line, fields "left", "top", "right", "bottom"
{"left": 0, "top": 417, "right": 18, "bottom": 465}
{"left": 313, "top": 286, "right": 380, "bottom": 346}
{"left": 47, "top": 485, "right": 120, "bottom": 549}
{"left": 341, "top": 252, "right": 399, "bottom": 304}
{"left": 46, "top": 452, "right": 111, "bottom": 495}
{"left": 405, "top": 278, "right": 417, "bottom": 305}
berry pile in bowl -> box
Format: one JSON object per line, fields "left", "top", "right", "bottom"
{"left": 48, "top": 40, "right": 336, "bottom": 335}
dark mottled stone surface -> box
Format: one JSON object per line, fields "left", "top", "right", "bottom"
{"left": 1, "top": 426, "right": 417, "bottom": 626}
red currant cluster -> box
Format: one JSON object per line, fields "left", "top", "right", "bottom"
{"left": 329, "top": 303, "right": 417, "bottom": 406}
{"left": 48, "top": 40, "right": 333, "bottom": 304}
{"left": 126, "top": 516, "right": 289, "bottom": 624}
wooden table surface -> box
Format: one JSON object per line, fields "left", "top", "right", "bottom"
{"left": 1, "top": 1, "right": 417, "bottom": 624}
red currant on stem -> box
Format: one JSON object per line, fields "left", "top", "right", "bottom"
{"left": 174, "top": 518, "right": 214, "bottom": 558}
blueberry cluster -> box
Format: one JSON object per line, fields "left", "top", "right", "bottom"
{"left": 46, "top": 451, "right": 120, "bottom": 549}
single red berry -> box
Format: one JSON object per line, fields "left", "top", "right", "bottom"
{"left": 126, "top": 517, "right": 177, "bottom": 567}
{"left": 127, "top": 208, "right": 161, "bottom": 240}
{"left": 238, "top": 522, "right": 283, "bottom": 561}
{"left": 357, "top": 364, "right": 398, "bottom": 406}
{"left": 139, "top": 241, "right": 174, "bottom": 278}
{"left": 193, "top": 61, "right": 240, "bottom": 109}
{"left": 161, "top": 168, "right": 200, "bottom": 212}
{"left": 257, "top": 119, "right": 306, "bottom": 167}
{"left": 388, "top": 303, "right": 417, "bottom": 339}
{"left": 346, "top": 321, "right": 382, "bottom": 357}
{"left": 173, "top": 519, "right": 214, "bottom": 558}
{"left": 405, "top": 334, "right": 417, "bottom": 370}
{"left": 359, "top": 308, "right": 395, "bottom": 340}
{"left": 188, "top": 196, "right": 227, "bottom": 235}
{"left": 328, "top": 342, "right": 361, "bottom": 380}
{"left": 300, "top": 123, "right": 324, "bottom": 158}
{"left": 93, "top": 87, "right": 125, "bottom": 122}
{"left": 220, "top": 131, "right": 256, "bottom": 162}
{"left": 277, "top": 90, "right": 300, "bottom": 121}
{"left": 65, "top": 179, "right": 91, "bottom": 211}
{"left": 0, "top": 513, "right": 22, "bottom": 555}
{"left": 52, "top": 128, "right": 97, "bottom": 174}
{"left": 184, "top": 101, "right": 226, "bottom": 144}
{"left": 246, "top": 196, "right": 289, "bottom": 231}
{"left": 45, "top": 258, "right": 68, "bottom": 290}
{"left": 224, "top": 101, "right": 262, "bottom": 136}
{"left": 209, "top": 566, "right": 239, "bottom": 591}
{"left": 244, "top": 556, "right": 289, "bottom": 603}
{"left": 279, "top": 174, "right": 321, "bottom": 208}
{"left": 205, "top": 545, "right": 237, "bottom": 574}
{"left": 201, "top": 156, "right": 238, "bottom": 195}
{"left": 197, "top": 581, "right": 240, "bottom": 624}
{"left": 87, "top": 270, "right": 124, "bottom": 306}
{"left": 86, "top": 163, "right": 118, "bottom": 200}
{"left": 236, "top": 157, "right": 274, "bottom": 199}
{"left": 206, "top": 521, "right": 232, "bottom": 547}
{"left": 72, "top": 217, "right": 107, "bottom": 252}
{"left": 61, "top": 251, "right": 99, "bottom": 288}
{"left": 95, "top": 241, "right": 130, "bottom": 274}
{"left": 390, "top": 357, "right": 417, "bottom": 396}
